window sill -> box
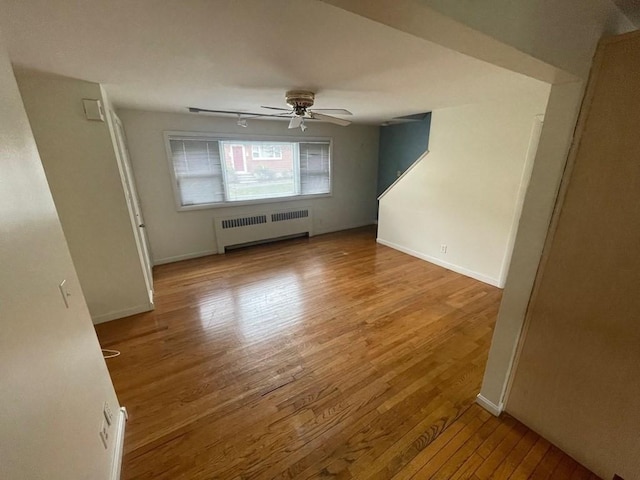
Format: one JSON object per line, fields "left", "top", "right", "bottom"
{"left": 176, "top": 193, "right": 332, "bottom": 212}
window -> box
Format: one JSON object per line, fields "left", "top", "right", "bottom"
{"left": 251, "top": 144, "right": 283, "bottom": 159}
{"left": 166, "top": 133, "right": 331, "bottom": 209}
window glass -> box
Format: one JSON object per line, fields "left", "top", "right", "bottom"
{"left": 166, "top": 135, "right": 331, "bottom": 208}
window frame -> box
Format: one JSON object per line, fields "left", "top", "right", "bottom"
{"left": 164, "top": 131, "right": 333, "bottom": 211}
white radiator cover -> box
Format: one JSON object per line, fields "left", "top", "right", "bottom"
{"left": 214, "top": 207, "right": 313, "bottom": 253}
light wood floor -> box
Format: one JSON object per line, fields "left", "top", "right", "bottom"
{"left": 96, "top": 227, "right": 598, "bottom": 479}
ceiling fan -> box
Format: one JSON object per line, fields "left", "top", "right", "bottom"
{"left": 188, "top": 90, "right": 352, "bottom": 131}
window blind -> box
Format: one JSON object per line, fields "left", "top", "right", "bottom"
{"left": 166, "top": 135, "right": 332, "bottom": 208}
{"left": 169, "top": 139, "right": 224, "bottom": 206}
{"left": 299, "top": 142, "right": 330, "bottom": 195}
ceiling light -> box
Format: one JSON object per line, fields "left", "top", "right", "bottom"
{"left": 288, "top": 116, "right": 302, "bottom": 129}
{"left": 300, "top": 119, "right": 308, "bottom": 132}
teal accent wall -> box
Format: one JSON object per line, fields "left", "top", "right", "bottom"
{"left": 377, "top": 114, "right": 431, "bottom": 197}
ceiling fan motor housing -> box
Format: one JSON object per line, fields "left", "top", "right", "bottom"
{"left": 286, "top": 90, "right": 315, "bottom": 115}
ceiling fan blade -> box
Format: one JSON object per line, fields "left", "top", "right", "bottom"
{"left": 309, "top": 109, "right": 352, "bottom": 116}
{"left": 188, "top": 107, "right": 286, "bottom": 118}
{"left": 189, "top": 107, "right": 244, "bottom": 115}
{"left": 261, "top": 106, "right": 292, "bottom": 111}
{"left": 308, "top": 112, "right": 351, "bottom": 127}
{"left": 288, "top": 116, "right": 303, "bottom": 129}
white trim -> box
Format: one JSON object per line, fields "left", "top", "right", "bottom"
{"left": 498, "top": 114, "right": 545, "bottom": 286}
{"left": 154, "top": 223, "right": 378, "bottom": 266}
{"left": 92, "top": 303, "right": 153, "bottom": 324}
{"left": 109, "top": 407, "right": 128, "bottom": 480}
{"left": 109, "top": 110, "right": 155, "bottom": 310}
{"left": 376, "top": 238, "right": 501, "bottom": 287}
{"left": 314, "top": 221, "right": 377, "bottom": 236}
{"left": 377, "top": 150, "right": 429, "bottom": 201}
{"left": 476, "top": 394, "right": 503, "bottom": 416}
{"left": 153, "top": 249, "right": 217, "bottom": 266}
{"left": 169, "top": 192, "right": 333, "bottom": 212}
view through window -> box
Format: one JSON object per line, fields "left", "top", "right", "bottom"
{"left": 166, "top": 135, "right": 331, "bottom": 208}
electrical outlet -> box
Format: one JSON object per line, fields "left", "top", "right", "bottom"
{"left": 103, "top": 401, "right": 113, "bottom": 426}
{"left": 99, "top": 420, "right": 108, "bottom": 449}
{"left": 440, "top": 244, "right": 448, "bottom": 254}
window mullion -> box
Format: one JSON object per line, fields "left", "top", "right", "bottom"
{"left": 219, "top": 141, "right": 230, "bottom": 202}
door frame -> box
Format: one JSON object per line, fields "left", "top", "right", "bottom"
{"left": 110, "top": 111, "right": 154, "bottom": 306}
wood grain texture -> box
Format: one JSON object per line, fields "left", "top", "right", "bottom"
{"left": 95, "top": 227, "right": 598, "bottom": 479}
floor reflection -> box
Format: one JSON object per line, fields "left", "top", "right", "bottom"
{"left": 195, "top": 268, "right": 304, "bottom": 342}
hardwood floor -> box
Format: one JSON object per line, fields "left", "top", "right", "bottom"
{"left": 96, "top": 227, "right": 598, "bottom": 479}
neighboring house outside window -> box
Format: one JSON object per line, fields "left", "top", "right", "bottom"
{"left": 165, "top": 133, "right": 332, "bottom": 209}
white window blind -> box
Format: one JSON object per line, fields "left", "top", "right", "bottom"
{"left": 166, "top": 134, "right": 332, "bottom": 209}
{"left": 169, "top": 139, "right": 224, "bottom": 206}
{"left": 299, "top": 142, "right": 330, "bottom": 195}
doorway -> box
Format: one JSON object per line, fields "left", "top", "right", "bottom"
{"left": 111, "top": 112, "right": 154, "bottom": 306}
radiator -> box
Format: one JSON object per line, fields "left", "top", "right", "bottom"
{"left": 213, "top": 207, "right": 313, "bottom": 253}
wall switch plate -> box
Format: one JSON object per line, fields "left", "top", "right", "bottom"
{"left": 103, "top": 401, "right": 113, "bottom": 426}
{"left": 99, "top": 420, "right": 108, "bottom": 449}
{"left": 440, "top": 244, "right": 448, "bottom": 254}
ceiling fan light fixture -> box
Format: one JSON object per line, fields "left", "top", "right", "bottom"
{"left": 191, "top": 90, "right": 351, "bottom": 131}
{"left": 288, "top": 116, "right": 302, "bottom": 129}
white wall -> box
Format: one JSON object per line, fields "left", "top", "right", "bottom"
{"left": 322, "top": 0, "right": 632, "bottom": 82}
{"left": 378, "top": 83, "right": 550, "bottom": 287}
{"left": 117, "top": 109, "right": 379, "bottom": 264}
{"left": 15, "top": 70, "right": 151, "bottom": 323}
{"left": 0, "top": 29, "right": 121, "bottom": 479}
{"left": 506, "top": 33, "right": 640, "bottom": 479}
{"left": 323, "top": 0, "right": 634, "bottom": 411}
{"left": 419, "top": 0, "right": 632, "bottom": 79}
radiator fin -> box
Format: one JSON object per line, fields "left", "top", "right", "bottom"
{"left": 221, "top": 215, "right": 267, "bottom": 229}
{"left": 272, "top": 209, "right": 309, "bottom": 222}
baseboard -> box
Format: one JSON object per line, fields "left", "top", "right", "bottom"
{"left": 376, "top": 238, "right": 501, "bottom": 287}
{"left": 109, "top": 407, "right": 128, "bottom": 480}
{"left": 476, "top": 394, "right": 503, "bottom": 416}
{"left": 153, "top": 249, "right": 217, "bottom": 266}
{"left": 92, "top": 303, "right": 153, "bottom": 325}
{"left": 312, "top": 221, "right": 378, "bottom": 237}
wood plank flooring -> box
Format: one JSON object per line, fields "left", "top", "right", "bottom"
{"left": 95, "top": 227, "right": 598, "bottom": 479}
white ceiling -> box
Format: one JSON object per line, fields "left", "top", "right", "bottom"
{"left": 613, "top": 0, "right": 640, "bottom": 27}
{"left": 1, "top": 0, "right": 547, "bottom": 124}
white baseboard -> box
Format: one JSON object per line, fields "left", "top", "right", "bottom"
{"left": 476, "top": 393, "right": 503, "bottom": 416}
{"left": 376, "top": 238, "right": 501, "bottom": 287}
{"left": 92, "top": 303, "right": 153, "bottom": 325}
{"left": 153, "top": 223, "right": 378, "bottom": 267}
{"left": 109, "top": 407, "right": 128, "bottom": 480}
{"left": 314, "top": 221, "right": 378, "bottom": 237}
{"left": 153, "top": 249, "right": 217, "bottom": 266}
